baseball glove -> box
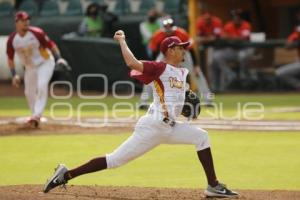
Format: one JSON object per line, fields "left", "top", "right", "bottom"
{"left": 54, "top": 58, "right": 73, "bottom": 83}
{"left": 181, "top": 90, "right": 201, "bottom": 119}
{"left": 55, "top": 58, "right": 71, "bottom": 72}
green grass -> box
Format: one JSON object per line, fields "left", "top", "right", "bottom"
{"left": 0, "top": 131, "right": 299, "bottom": 190}
{"left": 0, "top": 93, "right": 299, "bottom": 120}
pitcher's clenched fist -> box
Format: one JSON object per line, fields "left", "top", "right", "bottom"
{"left": 114, "top": 30, "right": 125, "bottom": 41}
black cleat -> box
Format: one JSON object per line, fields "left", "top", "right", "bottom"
{"left": 43, "top": 164, "right": 68, "bottom": 193}
{"left": 204, "top": 182, "right": 239, "bottom": 198}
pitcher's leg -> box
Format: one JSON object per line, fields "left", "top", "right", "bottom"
{"left": 166, "top": 122, "right": 210, "bottom": 150}
{"left": 65, "top": 122, "right": 162, "bottom": 181}
{"left": 165, "top": 122, "right": 217, "bottom": 186}
{"left": 106, "top": 131, "right": 160, "bottom": 169}
{"left": 65, "top": 157, "right": 107, "bottom": 180}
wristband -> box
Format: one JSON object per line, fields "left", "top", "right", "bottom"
{"left": 52, "top": 51, "right": 61, "bottom": 61}
{"left": 10, "top": 68, "right": 16, "bottom": 77}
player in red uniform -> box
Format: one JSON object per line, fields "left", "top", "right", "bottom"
{"left": 6, "top": 11, "right": 68, "bottom": 127}
{"left": 210, "top": 9, "right": 253, "bottom": 92}
{"left": 196, "top": 11, "right": 223, "bottom": 44}
{"left": 275, "top": 10, "right": 300, "bottom": 90}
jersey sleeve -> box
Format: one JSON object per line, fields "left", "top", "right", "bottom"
{"left": 6, "top": 32, "right": 16, "bottom": 60}
{"left": 129, "top": 61, "right": 166, "bottom": 84}
{"left": 29, "top": 26, "right": 56, "bottom": 49}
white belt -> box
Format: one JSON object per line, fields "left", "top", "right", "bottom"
{"left": 148, "top": 109, "right": 176, "bottom": 127}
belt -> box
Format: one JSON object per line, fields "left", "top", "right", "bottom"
{"left": 163, "top": 117, "right": 176, "bottom": 127}
{"left": 148, "top": 109, "right": 176, "bottom": 127}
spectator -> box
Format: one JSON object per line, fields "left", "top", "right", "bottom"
{"left": 139, "top": 8, "right": 161, "bottom": 59}
{"left": 196, "top": 11, "right": 223, "bottom": 44}
{"left": 210, "top": 9, "right": 253, "bottom": 92}
{"left": 149, "top": 17, "right": 191, "bottom": 59}
{"left": 98, "top": 2, "right": 118, "bottom": 37}
{"left": 78, "top": 3, "right": 104, "bottom": 37}
{"left": 275, "top": 10, "right": 300, "bottom": 91}
{"left": 196, "top": 11, "right": 223, "bottom": 90}
{"left": 14, "top": 0, "right": 23, "bottom": 9}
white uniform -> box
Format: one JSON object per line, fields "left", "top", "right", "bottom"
{"left": 140, "top": 51, "right": 213, "bottom": 107}
{"left": 106, "top": 61, "right": 210, "bottom": 168}
{"left": 157, "top": 51, "right": 212, "bottom": 104}
{"left": 7, "top": 26, "right": 55, "bottom": 118}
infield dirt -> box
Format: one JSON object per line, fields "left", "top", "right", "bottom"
{"left": 0, "top": 185, "right": 300, "bottom": 200}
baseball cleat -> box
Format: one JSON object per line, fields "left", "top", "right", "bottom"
{"left": 43, "top": 164, "right": 68, "bottom": 193}
{"left": 204, "top": 182, "right": 239, "bottom": 198}
{"left": 25, "top": 117, "right": 40, "bottom": 128}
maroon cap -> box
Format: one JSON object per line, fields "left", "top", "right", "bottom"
{"left": 160, "top": 36, "right": 190, "bottom": 54}
{"left": 15, "top": 11, "right": 30, "bottom": 21}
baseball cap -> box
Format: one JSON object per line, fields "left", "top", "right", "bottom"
{"left": 160, "top": 36, "right": 190, "bottom": 54}
{"left": 15, "top": 11, "right": 30, "bottom": 21}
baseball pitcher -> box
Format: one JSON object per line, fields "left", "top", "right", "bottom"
{"left": 43, "top": 31, "right": 238, "bottom": 198}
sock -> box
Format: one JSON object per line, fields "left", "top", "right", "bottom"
{"left": 197, "top": 148, "right": 218, "bottom": 187}
{"left": 64, "top": 156, "right": 107, "bottom": 181}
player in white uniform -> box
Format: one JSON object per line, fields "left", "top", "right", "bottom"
{"left": 6, "top": 11, "right": 67, "bottom": 128}
{"left": 43, "top": 31, "right": 238, "bottom": 198}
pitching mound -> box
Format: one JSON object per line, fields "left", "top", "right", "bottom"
{"left": 0, "top": 123, "right": 133, "bottom": 136}
{"left": 0, "top": 185, "right": 299, "bottom": 200}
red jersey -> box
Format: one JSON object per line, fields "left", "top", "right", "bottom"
{"left": 196, "top": 15, "right": 223, "bottom": 37}
{"left": 223, "top": 20, "right": 251, "bottom": 40}
{"left": 149, "top": 27, "right": 191, "bottom": 53}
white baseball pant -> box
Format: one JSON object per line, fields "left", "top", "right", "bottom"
{"left": 24, "top": 58, "right": 55, "bottom": 118}
{"left": 106, "top": 114, "right": 210, "bottom": 168}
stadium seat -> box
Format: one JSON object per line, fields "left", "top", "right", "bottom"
{"left": 63, "top": 0, "right": 82, "bottom": 16}
{"left": 40, "top": 0, "right": 60, "bottom": 16}
{"left": 114, "top": 0, "right": 130, "bottom": 15}
{"left": 90, "top": 0, "right": 105, "bottom": 4}
{"left": 18, "top": 0, "right": 39, "bottom": 16}
{"left": 0, "top": 2, "right": 14, "bottom": 17}
{"left": 81, "top": 0, "right": 104, "bottom": 13}
{"left": 163, "top": 0, "right": 180, "bottom": 14}
{"left": 139, "top": 0, "right": 155, "bottom": 14}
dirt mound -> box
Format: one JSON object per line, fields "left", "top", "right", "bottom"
{"left": 0, "top": 185, "right": 299, "bottom": 200}
{"left": 0, "top": 123, "right": 133, "bottom": 136}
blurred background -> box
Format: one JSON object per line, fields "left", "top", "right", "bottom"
{"left": 0, "top": 0, "right": 300, "bottom": 93}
